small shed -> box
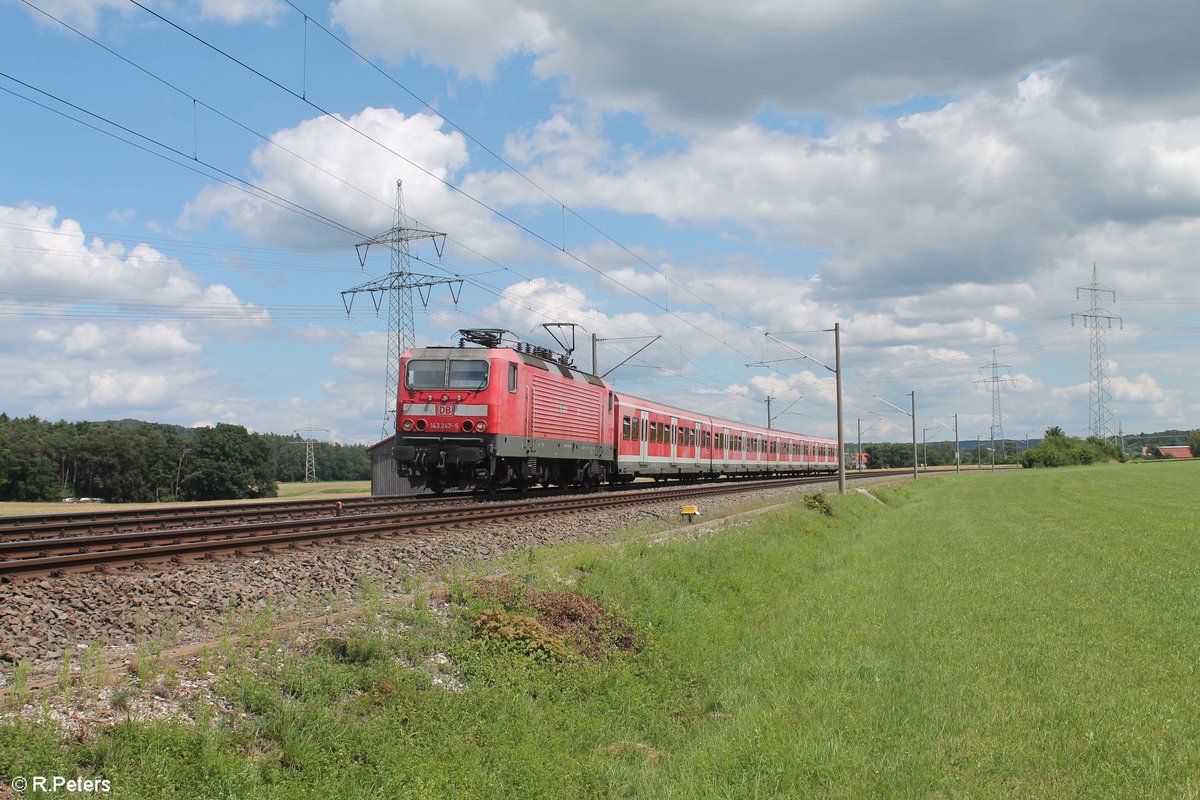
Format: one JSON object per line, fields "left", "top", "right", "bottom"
{"left": 367, "top": 435, "right": 418, "bottom": 496}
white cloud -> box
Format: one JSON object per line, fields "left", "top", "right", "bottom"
{"left": 331, "top": 0, "right": 551, "bottom": 81}
{"left": 1112, "top": 373, "right": 1164, "bottom": 403}
{"left": 194, "top": 0, "right": 283, "bottom": 24}
{"left": 467, "top": 67, "right": 1200, "bottom": 315}
{"left": 0, "top": 203, "right": 269, "bottom": 329}
{"left": 21, "top": 0, "right": 282, "bottom": 34}
{"left": 86, "top": 370, "right": 172, "bottom": 408}
{"left": 331, "top": 0, "right": 1200, "bottom": 125}
{"left": 182, "top": 107, "right": 526, "bottom": 259}
{"left": 0, "top": 204, "right": 276, "bottom": 425}
{"left": 21, "top": 0, "right": 128, "bottom": 34}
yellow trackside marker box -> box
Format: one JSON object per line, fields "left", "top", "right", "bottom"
{"left": 680, "top": 505, "right": 699, "bottom": 522}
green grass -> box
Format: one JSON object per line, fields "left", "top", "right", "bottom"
{"left": 3, "top": 463, "right": 1199, "bottom": 798}
{"left": 274, "top": 480, "right": 370, "bottom": 499}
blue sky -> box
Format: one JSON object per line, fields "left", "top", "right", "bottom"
{"left": 2, "top": 0, "right": 1198, "bottom": 447}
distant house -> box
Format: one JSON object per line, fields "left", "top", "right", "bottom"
{"left": 1143, "top": 445, "right": 1194, "bottom": 459}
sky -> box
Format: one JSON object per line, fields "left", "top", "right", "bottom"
{"left": 1, "top": 0, "right": 1198, "bottom": 448}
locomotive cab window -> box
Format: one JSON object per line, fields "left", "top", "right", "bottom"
{"left": 448, "top": 359, "right": 490, "bottom": 389}
{"left": 405, "top": 359, "right": 448, "bottom": 389}
{"left": 508, "top": 363, "right": 518, "bottom": 393}
{"left": 405, "top": 358, "right": 490, "bottom": 390}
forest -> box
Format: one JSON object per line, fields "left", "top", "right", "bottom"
{"left": 0, "top": 415, "right": 370, "bottom": 503}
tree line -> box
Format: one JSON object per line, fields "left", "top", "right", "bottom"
{"left": 859, "top": 426, "right": 1199, "bottom": 469}
{"left": 0, "top": 415, "right": 370, "bottom": 503}
{"left": 855, "top": 439, "right": 1028, "bottom": 469}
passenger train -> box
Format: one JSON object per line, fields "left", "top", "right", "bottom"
{"left": 392, "top": 330, "right": 839, "bottom": 493}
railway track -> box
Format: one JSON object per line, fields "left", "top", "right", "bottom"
{"left": 0, "top": 494, "right": 451, "bottom": 540}
{"left": 0, "top": 472, "right": 873, "bottom": 541}
{"left": 0, "top": 473, "right": 873, "bottom": 579}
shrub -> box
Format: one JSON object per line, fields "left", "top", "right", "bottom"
{"left": 1020, "top": 434, "right": 1123, "bottom": 468}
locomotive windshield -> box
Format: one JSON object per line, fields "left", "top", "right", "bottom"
{"left": 405, "top": 359, "right": 490, "bottom": 390}
{"left": 448, "top": 360, "right": 490, "bottom": 389}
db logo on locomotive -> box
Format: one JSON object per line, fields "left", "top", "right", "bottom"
{"left": 435, "top": 404, "right": 455, "bottom": 416}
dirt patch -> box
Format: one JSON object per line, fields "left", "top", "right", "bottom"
{"left": 469, "top": 578, "right": 639, "bottom": 660}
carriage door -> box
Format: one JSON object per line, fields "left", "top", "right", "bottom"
{"left": 721, "top": 426, "right": 730, "bottom": 463}
{"left": 639, "top": 410, "right": 649, "bottom": 465}
{"left": 670, "top": 416, "right": 678, "bottom": 464}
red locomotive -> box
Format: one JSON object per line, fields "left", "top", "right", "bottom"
{"left": 392, "top": 329, "right": 839, "bottom": 493}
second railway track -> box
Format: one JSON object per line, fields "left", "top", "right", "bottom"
{"left": 0, "top": 473, "right": 883, "bottom": 579}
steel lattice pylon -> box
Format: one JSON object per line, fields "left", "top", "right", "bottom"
{"left": 1072, "top": 265, "right": 1122, "bottom": 440}
{"left": 975, "top": 350, "right": 1011, "bottom": 463}
{"left": 295, "top": 425, "right": 328, "bottom": 483}
{"left": 341, "top": 181, "right": 461, "bottom": 437}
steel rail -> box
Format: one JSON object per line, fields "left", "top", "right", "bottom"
{"left": 0, "top": 473, "right": 866, "bottom": 578}
{"left": 0, "top": 471, "right": 854, "bottom": 540}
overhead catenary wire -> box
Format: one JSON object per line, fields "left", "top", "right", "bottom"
{"left": 115, "top": 0, "right": 761, "bottom": 365}
{"left": 13, "top": 0, "right": 767, "bottom": 393}
{"left": 7, "top": 3, "right": 1196, "bottom": 434}
{"left": 277, "top": 0, "right": 758, "bottom": 333}
{"left": 0, "top": 76, "right": 369, "bottom": 243}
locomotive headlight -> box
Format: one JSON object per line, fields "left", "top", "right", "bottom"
{"left": 401, "top": 419, "right": 414, "bottom": 432}
{"left": 476, "top": 420, "right": 487, "bottom": 432}
{"left": 415, "top": 419, "right": 427, "bottom": 431}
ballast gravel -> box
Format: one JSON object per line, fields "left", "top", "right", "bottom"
{"left": 0, "top": 479, "right": 865, "bottom": 683}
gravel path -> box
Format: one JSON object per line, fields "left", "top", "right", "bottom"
{"left": 0, "top": 478, "right": 874, "bottom": 683}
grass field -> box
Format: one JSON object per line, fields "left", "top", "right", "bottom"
{"left": 2, "top": 463, "right": 1198, "bottom": 798}
{"left": 0, "top": 481, "right": 371, "bottom": 517}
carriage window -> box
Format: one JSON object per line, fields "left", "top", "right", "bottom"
{"left": 448, "top": 359, "right": 490, "bottom": 389}
{"left": 405, "top": 359, "right": 447, "bottom": 389}
{"left": 631, "top": 418, "right": 640, "bottom": 441}
{"left": 508, "top": 363, "right": 518, "bottom": 393}
{"left": 622, "top": 417, "right": 631, "bottom": 440}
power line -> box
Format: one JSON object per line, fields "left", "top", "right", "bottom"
{"left": 0, "top": 74, "right": 368, "bottom": 242}
{"left": 116, "top": 0, "right": 761, "bottom": 364}
{"left": 15, "top": 0, "right": 766, "bottom": 391}
{"left": 277, "top": 0, "right": 758, "bottom": 333}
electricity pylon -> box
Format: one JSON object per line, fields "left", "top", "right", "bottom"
{"left": 342, "top": 181, "right": 462, "bottom": 437}
{"left": 976, "top": 350, "right": 1012, "bottom": 462}
{"left": 294, "top": 425, "right": 329, "bottom": 483}
{"left": 1071, "top": 265, "right": 1122, "bottom": 440}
